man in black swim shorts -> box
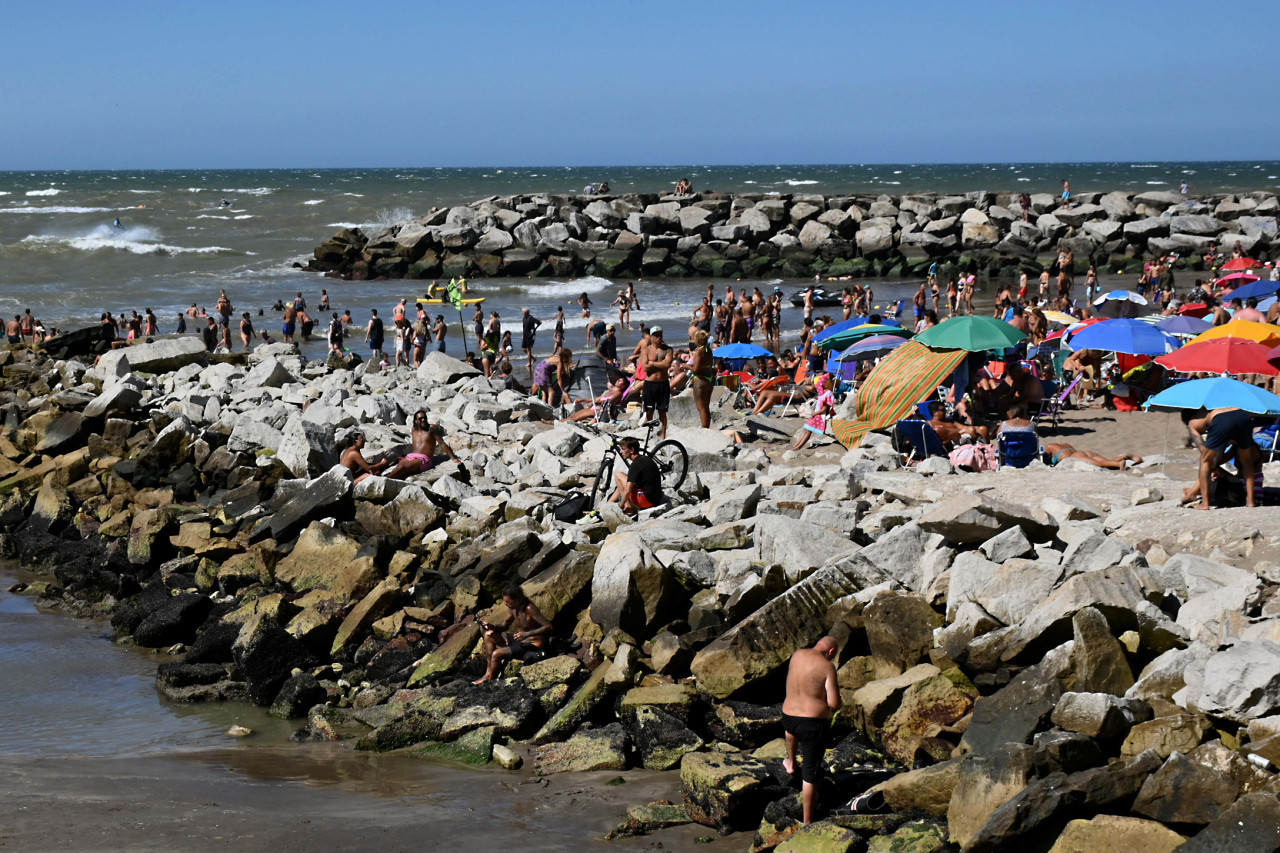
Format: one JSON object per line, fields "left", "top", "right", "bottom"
{"left": 1187, "top": 406, "right": 1262, "bottom": 509}
{"left": 782, "top": 636, "right": 841, "bottom": 824}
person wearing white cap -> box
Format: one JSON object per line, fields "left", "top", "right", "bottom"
{"left": 638, "top": 326, "right": 674, "bottom": 438}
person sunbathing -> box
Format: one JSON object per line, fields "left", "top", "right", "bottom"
{"left": 1043, "top": 442, "right": 1143, "bottom": 470}
{"left": 563, "top": 377, "right": 629, "bottom": 423}
{"left": 926, "top": 401, "right": 989, "bottom": 445}
{"left": 752, "top": 378, "right": 816, "bottom": 416}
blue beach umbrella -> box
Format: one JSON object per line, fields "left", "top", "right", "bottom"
{"left": 1222, "top": 279, "right": 1280, "bottom": 302}
{"left": 1093, "top": 289, "right": 1149, "bottom": 318}
{"left": 1156, "top": 315, "right": 1213, "bottom": 337}
{"left": 1144, "top": 376, "right": 1280, "bottom": 415}
{"left": 833, "top": 334, "right": 910, "bottom": 363}
{"left": 1093, "top": 290, "right": 1148, "bottom": 306}
{"left": 1068, "top": 318, "right": 1180, "bottom": 355}
{"left": 812, "top": 315, "right": 901, "bottom": 346}
{"left": 713, "top": 343, "right": 773, "bottom": 360}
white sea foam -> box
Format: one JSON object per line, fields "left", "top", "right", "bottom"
{"left": 233, "top": 215, "right": 254, "bottom": 220}
{"left": 128, "top": 190, "right": 161, "bottom": 194}
{"left": 303, "top": 199, "right": 325, "bottom": 205}
{"left": 1016, "top": 177, "right": 1031, "bottom": 182}
{"left": 26, "top": 188, "right": 62, "bottom": 196}
{"left": 784, "top": 179, "right": 819, "bottom": 186}
{"left": 743, "top": 180, "right": 757, "bottom": 184}
{"left": 326, "top": 222, "right": 361, "bottom": 228}
{"left": 342, "top": 193, "right": 364, "bottom": 197}
{"left": 196, "top": 215, "right": 231, "bottom": 220}
{"left": 184, "top": 188, "right": 204, "bottom": 193}
{"left": 220, "top": 187, "right": 274, "bottom": 195}
{"left": 0, "top": 192, "right": 11, "bottom": 197}
{"left": 1145, "top": 180, "right": 1168, "bottom": 185}
{"left": 0, "top": 205, "right": 118, "bottom": 214}
{"left": 515, "top": 276, "right": 615, "bottom": 298}
{"left": 20, "top": 225, "right": 233, "bottom": 255}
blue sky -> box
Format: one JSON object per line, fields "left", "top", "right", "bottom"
{"left": 5, "top": 0, "right": 1276, "bottom": 169}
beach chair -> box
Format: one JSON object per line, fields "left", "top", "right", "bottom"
{"left": 998, "top": 430, "right": 1039, "bottom": 468}
{"left": 1035, "top": 373, "right": 1083, "bottom": 432}
{"left": 1255, "top": 421, "right": 1280, "bottom": 464}
{"left": 892, "top": 419, "right": 948, "bottom": 463}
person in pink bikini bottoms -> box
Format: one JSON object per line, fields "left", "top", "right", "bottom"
{"left": 385, "top": 410, "right": 461, "bottom": 479}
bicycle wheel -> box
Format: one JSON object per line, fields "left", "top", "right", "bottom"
{"left": 650, "top": 439, "right": 688, "bottom": 494}
{"left": 590, "top": 454, "right": 615, "bottom": 507}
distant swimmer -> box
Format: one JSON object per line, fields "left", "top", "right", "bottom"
{"left": 113, "top": 218, "right": 122, "bottom": 228}
{"left": 220, "top": 198, "right": 232, "bottom": 207}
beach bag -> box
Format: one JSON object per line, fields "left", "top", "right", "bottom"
{"left": 552, "top": 491, "right": 592, "bottom": 523}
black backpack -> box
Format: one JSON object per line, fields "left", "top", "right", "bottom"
{"left": 552, "top": 491, "right": 591, "bottom": 523}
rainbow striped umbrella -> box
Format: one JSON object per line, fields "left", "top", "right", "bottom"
{"left": 830, "top": 340, "right": 967, "bottom": 448}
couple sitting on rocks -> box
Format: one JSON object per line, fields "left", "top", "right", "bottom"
{"left": 339, "top": 410, "right": 461, "bottom": 483}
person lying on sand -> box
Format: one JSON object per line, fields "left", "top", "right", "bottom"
{"left": 1042, "top": 442, "right": 1143, "bottom": 470}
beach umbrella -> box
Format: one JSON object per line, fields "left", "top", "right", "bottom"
{"left": 1041, "top": 310, "right": 1077, "bottom": 325}
{"left": 913, "top": 315, "right": 1026, "bottom": 352}
{"left": 1155, "top": 338, "right": 1279, "bottom": 376}
{"left": 1221, "top": 279, "right": 1280, "bottom": 302}
{"left": 812, "top": 315, "right": 901, "bottom": 346}
{"left": 1259, "top": 296, "right": 1277, "bottom": 313}
{"left": 1144, "top": 376, "right": 1280, "bottom": 415}
{"left": 1177, "top": 302, "right": 1211, "bottom": 318}
{"left": 713, "top": 343, "right": 773, "bottom": 360}
{"left": 1191, "top": 320, "right": 1280, "bottom": 347}
{"left": 1059, "top": 317, "right": 1106, "bottom": 346}
{"left": 1093, "top": 289, "right": 1149, "bottom": 318}
{"left": 1222, "top": 257, "right": 1264, "bottom": 271}
{"left": 833, "top": 334, "right": 909, "bottom": 363}
{"left": 1217, "top": 271, "right": 1260, "bottom": 287}
{"left": 1093, "top": 290, "right": 1148, "bottom": 306}
{"left": 1067, "top": 318, "right": 1180, "bottom": 355}
{"left": 816, "top": 323, "right": 911, "bottom": 352}
{"left": 1156, "top": 314, "right": 1213, "bottom": 336}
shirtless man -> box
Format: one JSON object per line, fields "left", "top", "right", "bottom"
{"left": 5, "top": 316, "right": 20, "bottom": 346}
{"left": 782, "top": 636, "right": 841, "bottom": 825}
{"left": 639, "top": 326, "right": 674, "bottom": 438}
{"left": 281, "top": 302, "right": 297, "bottom": 343}
{"left": 472, "top": 587, "right": 553, "bottom": 685}
{"left": 926, "top": 402, "right": 989, "bottom": 445}
{"left": 19, "top": 310, "right": 35, "bottom": 340}
{"left": 730, "top": 307, "right": 749, "bottom": 343}
{"left": 802, "top": 285, "right": 816, "bottom": 323}
{"left": 339, "top": 432, "right": 387, "bottom": 484}
{"left": 384, "top": 410, "right": 461, "bottom": 479}
{"left": 432, "top": 315, "right": 448, "bottom": 353}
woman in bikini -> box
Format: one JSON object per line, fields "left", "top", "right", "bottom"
{"left": 578, "top": 292, "right": 592, "bottom": 319}
{"left": 841, "top": 288, "right": 853, "bottom": 321}
{"left": 688, "top": 329, "right": 715, "bottom": 429}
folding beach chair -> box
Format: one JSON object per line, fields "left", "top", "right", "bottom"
{"left": 998, "top": 430, "right": 1040, "bottom": 468}
{"left": 1035, "top": 374, "right": 1083, "bottom": 432}
{"left": 892, "top": 419, "right": 948, "bottom": 463}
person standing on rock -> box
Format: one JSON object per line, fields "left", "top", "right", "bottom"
{"left": 640, "top": 326, "right": 674, "bottom": 438}
{"left": 782, "top": 636, "right": 841, "bottom": 825}
{"left": 689, "top": 329, "right": 715, "bottom": 429}
{"left": 365, "top": 308, "right": 386, "bottom": 364}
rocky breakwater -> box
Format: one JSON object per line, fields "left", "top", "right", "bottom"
{"left": 3, "top": 333, "right": 1280, "bottom": 850}
{"left": 308, "top": 189, "right": 1280, "bottom": 282}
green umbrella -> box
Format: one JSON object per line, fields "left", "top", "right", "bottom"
{"left": 914, "top": 316, "right": 1027, "bottom": 352}
{"left": 816, "top": 323, "right": 912, "bottom": 352}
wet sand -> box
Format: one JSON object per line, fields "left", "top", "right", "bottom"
{"left": 0, "top": 748, "right": 734, "bottom": 852}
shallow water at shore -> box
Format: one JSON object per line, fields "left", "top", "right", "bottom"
{"left": 0, "top": 566, "right": 727, "bottom": 850}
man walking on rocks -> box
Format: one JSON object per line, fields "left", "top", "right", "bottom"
{"left": 782, "top": 636, "right": 840, "bottom": 825}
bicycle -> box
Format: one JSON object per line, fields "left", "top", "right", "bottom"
{"left": 583, "top": 419, "right": 689, "bottom": 508}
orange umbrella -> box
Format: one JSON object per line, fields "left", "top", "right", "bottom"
{"left": 1222, "top": 257, "right": 1263, "bottom": 271}
{"left": 1190, "top": 320, "right": 1280, "bottom": 347}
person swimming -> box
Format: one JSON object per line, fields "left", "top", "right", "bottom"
{"left": 112, "top": 218, "right": 122, "bottom": 228}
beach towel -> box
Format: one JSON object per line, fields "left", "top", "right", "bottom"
{"left": 830, "top": 341, "right": 967, "bottom": 449}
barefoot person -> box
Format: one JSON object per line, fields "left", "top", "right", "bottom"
{"left": 384, "top": 410, "right": 461, "bottom": 479}
{"left": 1184, "top": 407, "right": 1261, "bottom": 509}
{"left": 339, "top": 432, "right": 387, "bottom": 484}
{"left": 782, "top": 636, "right": 841, "bottom": 825}
{"left": 473, "top": 587, "right": 552, "bottom": 685}
{"left": 1042, "top": 443, "right": 1143, "bottom": 470}
{"left": 689, "top": 329, "right": 715, "bottom": 429}
{"left": 639, "top": 326, "right": 674, "bottom": 438}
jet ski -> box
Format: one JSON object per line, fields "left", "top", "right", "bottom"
{"left": 790, "top": 287, "right": 844, "bottom": 308}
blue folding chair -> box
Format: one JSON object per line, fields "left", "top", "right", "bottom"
{"left": 998, "top": 430, "right": 1039, "bottom": 468}
{"left": 893, "top": 419, "right": 948, "bottom": 462}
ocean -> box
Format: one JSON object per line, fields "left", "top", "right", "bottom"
{"left": 2, "top": 162, "right": 1278, "bottom": 346}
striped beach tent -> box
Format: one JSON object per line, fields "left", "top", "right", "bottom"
{"left": 830, "top": 340, "right": 967, "bottom": 449}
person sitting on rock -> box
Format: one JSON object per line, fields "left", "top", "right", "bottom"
{"left": 608, "top": 436, "right": 665, "bottom": 514}
{"left": 340, "top": 432, "right": 388, "bottom": 483}
{"left": 385, "top": 410, "right": 460, "bottom": 479}
{"left": 473, "top": 587, "right": 553, "bottom": 685}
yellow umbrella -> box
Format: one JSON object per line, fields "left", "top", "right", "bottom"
{"left": 1041, "top": 310, "right": 1077, "bottom": 325}
{"left": 1190, "top": 320, "right": 1280, "bottom": 347}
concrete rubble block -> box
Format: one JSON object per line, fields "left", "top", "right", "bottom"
{"left": 916, "top": 492, "right": 1057, "bottom": 544}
